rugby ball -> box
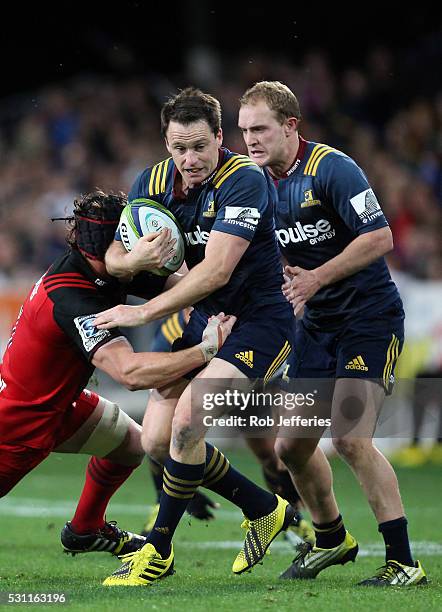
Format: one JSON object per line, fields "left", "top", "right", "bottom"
{"left": 118, "top": 198, "right": 185, "bottom": 276}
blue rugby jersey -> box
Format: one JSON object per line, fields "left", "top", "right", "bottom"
{"left": 118, "top": 148, "right": 286, "bottom": 317}
{"left": 272, "top": 137, "right": 402, "bottom": 329}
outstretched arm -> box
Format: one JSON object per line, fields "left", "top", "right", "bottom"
{"left": 92, "top": 313, "right": 236, "bottom": 390}
{"left": 94, "top": 231, "right": 249, "bottom": 329}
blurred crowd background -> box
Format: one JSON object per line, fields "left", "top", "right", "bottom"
{"left": 0, "top": 6, "right": 440, "bottom": 459}
{"left": 0, "top": 33, "right": 440, "bottom": 287}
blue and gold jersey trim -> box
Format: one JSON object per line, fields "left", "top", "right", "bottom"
{"left": 148, "top": 158, "right": 172, "bottom": 196}
{"left": 303, "top": 144, "right": 336, "bottom": 177}
{"left": 213, "top": 154, "right": 256, "bottom": 189}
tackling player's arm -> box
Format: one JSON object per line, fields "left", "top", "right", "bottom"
{"left": 53, "top": 284, "right": 235, "bottom": 389}
{"left": 162, "top": 261, "right": 189, "bottom": 290}
{"left": 92, "top": 313, "right": 233, "bottom": 390}
{"left": 283, "top": 155, "right": 393, "bottom": 313}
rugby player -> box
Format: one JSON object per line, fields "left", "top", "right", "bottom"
{"left": 142, "top": 308, "right": 314, "bottom": 545}
{"left": 238, "top": 81, "right": 426, "bottom": 587}
{"left": 0, "top": 190, "right": 233, "bottom": 559}
{"left": 95, "top": 88, "right": 296, "bottom": 586}
{"left": 141, "top": 308, "right": 222, "bottom": 532}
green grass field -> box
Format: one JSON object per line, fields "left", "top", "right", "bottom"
{"left": 0, "top": 449, "right": 440, "bottom": 611}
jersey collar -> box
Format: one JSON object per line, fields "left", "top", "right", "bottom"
{"left": 268, "top": 135, "right": 308, "bottom": 180}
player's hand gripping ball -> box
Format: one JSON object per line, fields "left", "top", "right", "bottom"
{"left": 118, "top": 199, "right": 185, "bottom": 276}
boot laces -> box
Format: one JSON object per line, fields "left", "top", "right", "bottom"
{"left": 292, "top": 541, "right": 313, "bottom": 566}
{"left": 375, "top": 561, "right": 411, "bottom": 582}
{"left": 99, "top": 520, "right": 128, "bottom": 542}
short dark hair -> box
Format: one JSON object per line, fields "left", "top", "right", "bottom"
{"left": 66, "top": 189, "right": 127, "bottom": 260}
{"left": 161, "top": 87, "right": 222, "bottom": 137}
{"left": 240, "top": 81, "right": 301, "bottom": 124}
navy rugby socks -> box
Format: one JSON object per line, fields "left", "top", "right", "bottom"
{"left": 379, "top": 516, "right": 413, "bottom": 566}
{"left": 202, "top": 443, "right": 277, "bottom": 520}
{"left": 148, "top": 457, "right": 205, "bottom": 556}
{"left": 313, "top": 514, "right": 346, "bottom": 548}
{"left": 148, "top": 443, "right": 278, "bottom": 557}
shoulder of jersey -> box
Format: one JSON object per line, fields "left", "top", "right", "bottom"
{"left": 145, "top": 157, "right": 174, "bottom": 197}
{"left": 303, "top": 142, "right": 347, "bottom": 177}
{"left": 212, "top": 154, "right": 262, "bottom": 190}
{"left": 43, "top": 254, "right": 97, "bottom": 296}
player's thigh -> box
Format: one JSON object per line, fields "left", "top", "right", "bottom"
{"left": 275, "top": 330, "right": 331, "bottom": 463}
{"left": 331, "top": 377, "right": 385, "bottom": 442}
{"left": 277, "top": 352, "right": 332, "bottom": 445}
{"left": 274, "top": 385, "right": 326, "bottom": 467}
{"left": 332, "top": 310, "right": 404, "bottom": 441}
{"left": 283, "top": 322, "right": 335, "bottom": 437}
{"left": 289, "top": 320, "right": 337, "bottom": 380}
{"left": 142, "top": 378, "right": 188, "bottom": 460}
{"left": 172, "top": 358, "right": 248, "bottom": 440}
{"left": 0, "top": 444, "right": 49, "bottom": 497}
{"left": 54, "top": 390, "right": 140, "bottom": 459}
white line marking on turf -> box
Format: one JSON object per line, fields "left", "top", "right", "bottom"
{"left": 0, "top": 498, "right": 240, "bottom": 519}
{"left": 1, "top": 498, "right": 441, "bottom": 556}
{"left": 185, "top": 541, "right": 442, "bottom": 556}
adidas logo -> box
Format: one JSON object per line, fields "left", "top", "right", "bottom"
{"left": 235, "top": 350, "right": 254, "bottom": 368}
{"left": 345, "top": 356, "right": 368, "bottom": 371}
{"left": 154, "top": 526, "right": 170, "bottom": 535}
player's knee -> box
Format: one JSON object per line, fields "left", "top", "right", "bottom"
{"left": 105, "top": 429, "right": 144, "bottom": 467}
{"left": 141, "top": 430, "right": 170, "bottom": 464}
{"left": 171, "top": 411, "right": 199, "bottom": 453}
{"left": 275, "top": 438, "right": 313, "bottom": 470}
{"left": 119, "top": 421, "right": 145, "bottom": 464}
{"left": 332, "top": 437, "right": 367, "bottom": 462}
